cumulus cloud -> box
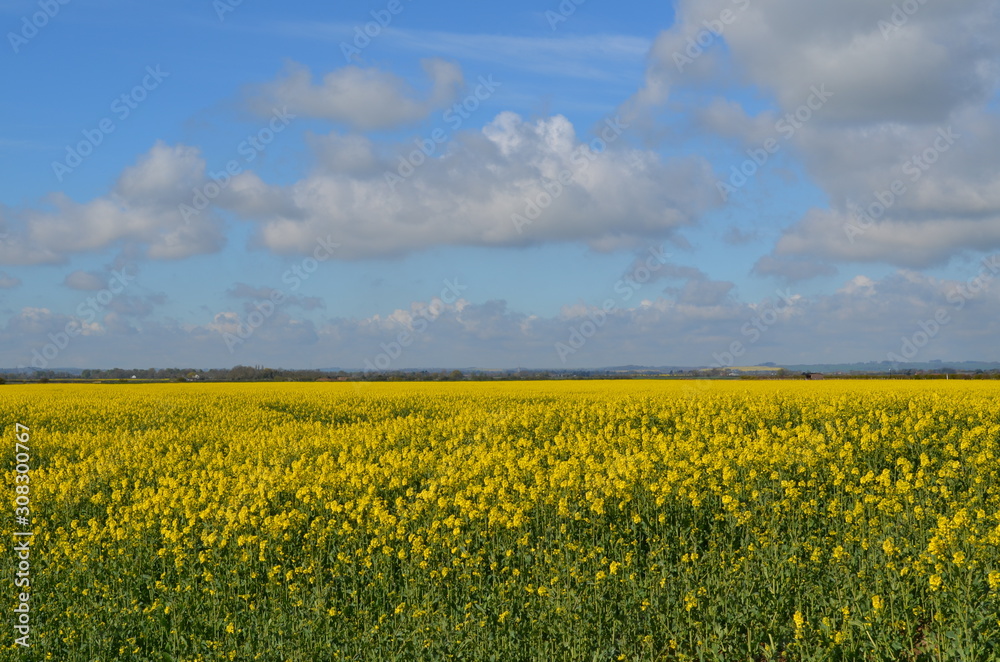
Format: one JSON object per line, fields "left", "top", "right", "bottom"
{"left": 3, "top": 307, "right": 104, "bottom": 341}
{"left": 770, "top": 115, "right": 1000, "bottom": 266}
{"left": 654, "top": 0, "right": 998, "bottom": 123}
{"left": 613, "top": 255, "right": 739, "bottom": 305}
{"left": 234, "top": 112, "right": 719, "bottom": 259}
{"left": 635, "top": 0, "right": 1000, "bottom": 268}
{"left": 206, "top": 310, "right": 320, "bottom": 349}
{"left": 307, "top": 133, "right": 380, "bottom": 176}
{"left": 245, "top": 59, "right": 463, "bottom": 130}
{"left": 4, "top": 266, "right": 1000, "bottom": 369}
{"left": 0, "top": 109, "right": 719, "bottom": 267}
{"left": 0, "top": 142, "right": 226, "bottom": 266}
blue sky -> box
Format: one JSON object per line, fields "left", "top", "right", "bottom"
{"left": 1, "top": 0, "right": 999, "bottom": 370}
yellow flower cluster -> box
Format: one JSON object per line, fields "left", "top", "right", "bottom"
{"left": 1, "top": 379, "right": 998, "bottom": 660}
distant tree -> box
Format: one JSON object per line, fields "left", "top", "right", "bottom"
{"left": 229, "top": 365, "right": 258, "bottom": 381}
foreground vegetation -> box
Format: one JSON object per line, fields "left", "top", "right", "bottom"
{"left": 2, "top": 381, "right": 999, "bottom": 660}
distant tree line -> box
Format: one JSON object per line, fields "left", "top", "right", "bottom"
{"left": 6, "top": 366, "right": 569, "bottom": 382}
{"left": 5, "top": 365, "right": 999, "bottom": 384}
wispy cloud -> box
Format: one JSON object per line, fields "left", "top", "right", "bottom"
{"left": 264, "top": 23, "right": 650, "bottom": 80}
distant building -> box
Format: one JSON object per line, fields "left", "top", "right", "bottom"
{"left": 803, "top": 372, "right": 825, "bottom": 380}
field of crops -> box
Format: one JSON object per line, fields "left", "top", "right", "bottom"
{"left": 2, "top": 380, "right": 999, "bottom": 661}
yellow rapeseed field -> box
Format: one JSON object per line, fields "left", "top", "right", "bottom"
{"left": 1, "top": 380, "right": 999, "bottom": 660}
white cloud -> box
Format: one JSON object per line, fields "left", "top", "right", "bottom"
{"left": 4, "top": 265, "right": 1000, "bottom": 368}
{"left": 0, "top": 142, "right": 226, "bottom": 265}
{"left": 234, "top": 112, "right": 719, "bottom": 259}
{"left": 837, "top": 274, "right": 877, "bottom": 297}
{"left": 245, "top": 59, "right": 463, "bottom": 130}
{"left": 636, "top": 0, "right": 1000, "bottom": 268}
{"left": 654, "top": 0, "right": 998, "bottom": 123}
{"left": 768, "top": 113, "right": 1000, "bottom": 266}
{"left": 4, "top": 307, "right": 104, "bottom": 339}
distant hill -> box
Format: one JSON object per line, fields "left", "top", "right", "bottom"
{"left": 773, "top": 361, "right": 1000, "bottom": 374}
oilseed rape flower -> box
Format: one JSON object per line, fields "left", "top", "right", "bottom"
{"left": 0, "top": 379, "right": 998, "bottom": 659}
